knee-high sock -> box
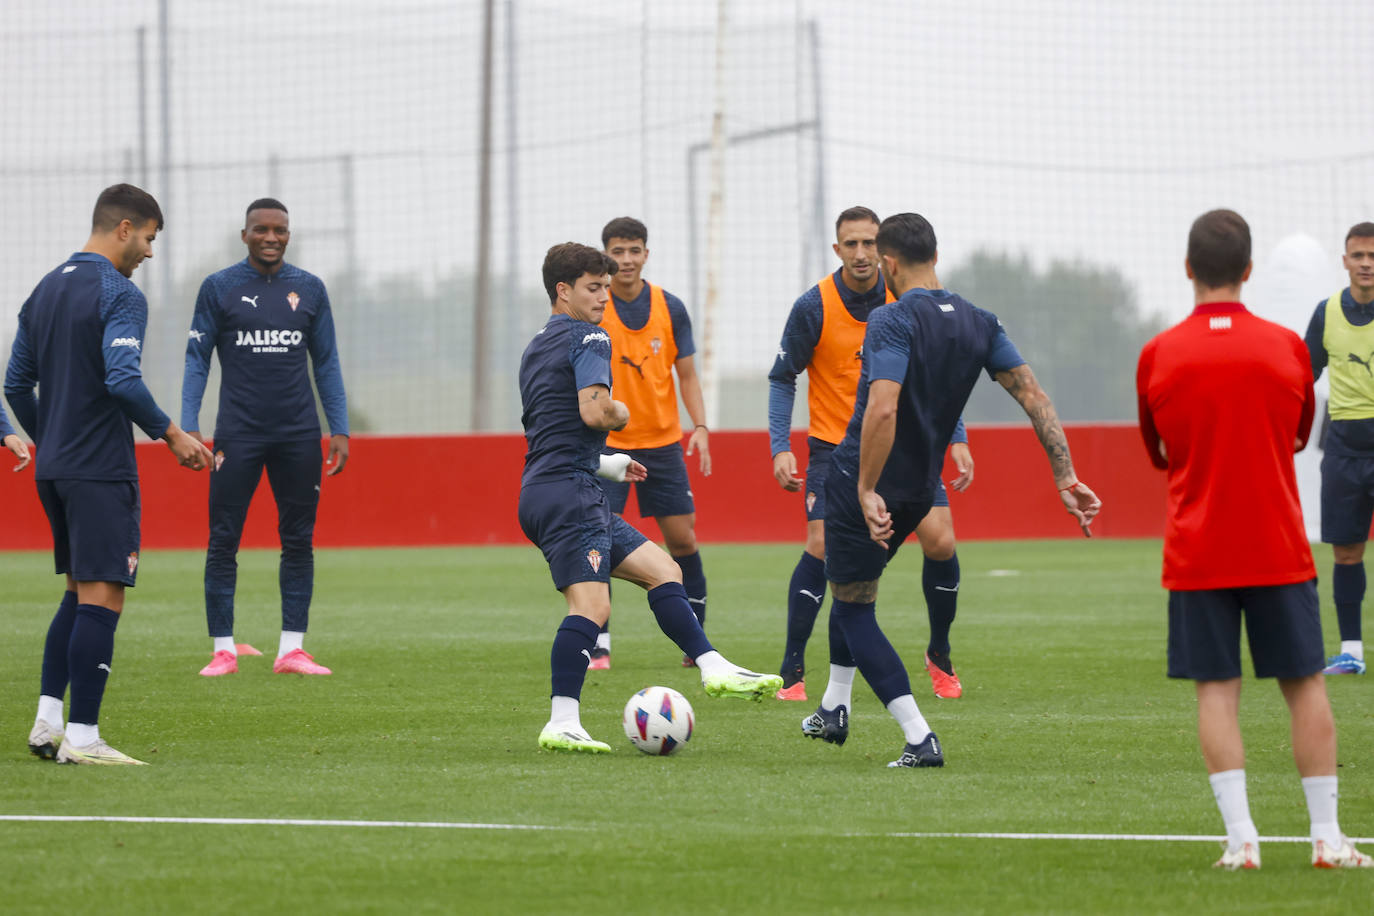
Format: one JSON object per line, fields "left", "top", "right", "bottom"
{"left": 550, "top": 615, "right": 600, "bottom": 700}
{"left": 648, "top": 582, "right": 713, "bottom": 659}
{"left": 67, "top": 604, "right": 120, "bottom": 725}
{"left": 1333, "top": 562, "right": 1364, "bottom": 643}
{"left": 923, "top": 553, "right": 960, "bottom": 658}
{"left": 828, "top": 602, "right": 855, "bottom": 667}
{"left": 676, "top": 551, "right": 707, "bottom": 626}
{"left": 832, "top": 598, "right": 911, "bottom": 706}
{"left": 40, "top": 591, "right": 79, "bottom": 700}
{"left": 781, "top": 552, "right": 827, "bottom": 675}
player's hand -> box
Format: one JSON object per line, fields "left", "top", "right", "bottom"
{"left": 859, "top": 487, "right": 892, "bottom": 548}
{"left": 948, "top": 442, "right": 974, "bottom": 492}
{"left": 773, "top": 451, "right": 802, "bottom": 491}
{"left": 4, "top": 433, "right": 30, "bottom": 471}
{"left": 686, "top": 427, "right": 711, "bottom": 477}
{"left": 625, "top": 459, "right": 648, "bottom": 483}
{"left": 1058, "top": 480, "right": 1102, "bottom": 538}
{"left": 326, "top": 434, "right": 350, "bottom": 476}
{"left": 164, "top": 423, "right": 214, "bottom": 471}
{"left": 187, "top": 430, "right": 210, "bottom": 448}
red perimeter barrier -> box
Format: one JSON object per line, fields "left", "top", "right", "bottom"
{"left": 0, "top": 424, "right": 1165, "bottom": 551}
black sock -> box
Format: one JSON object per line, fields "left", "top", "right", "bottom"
{"left": 40, "top": 591, "right": 78, "bottom": 699}
{"left": 1333, "top": 562, "right": 1364, "bottom": 643}
{"left": 781, "top": 552, "right": 826, "bottom": 677}
{"left": 550, "top": 615, "right": 599, "bottom": 700}
{"left": 923, "top": 553, "right": 960, "bottom": 660}
{"left": 676, "top": 551, "right": 707, "bottom": 626}
{"left": 648, "top": 582, "right": 712, "bottom": 660}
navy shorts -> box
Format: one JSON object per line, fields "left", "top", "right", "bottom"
{"left": 1166, "top": 580, "right": 1324, "bottom": 680}
{"left": 37, "top": 478, "right": 142, "bottom": 586}
{"left": 822, "top": 469, "right": 933, "bottom": 585}
{"left": 520, "top": 475, "right": 649, "bottom": 590}
{"left": 1320, "top": 452, "right": 1374, "bottom": 544}
{"left": 598, "top": 442, "right": 695, "bottom": 518}
{"left": 803, "top": 437, "right": 836, "bottom": 521}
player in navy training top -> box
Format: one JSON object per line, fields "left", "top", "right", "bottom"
{"left": 801, "top": 212, "right": 1101, "bottom": 768}
{"left": 5, "top": 183, "right": 212, "bottom": 765}
{"left": 182, "top": 199, "right": 350, "bottom": 678}
{"left": 519, "top": 242, "right": 781, "bottom": 754}
{"left": 768, "top": 206, "right": 974, "bottom": 703}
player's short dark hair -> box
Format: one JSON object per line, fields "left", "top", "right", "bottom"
{"left": 601, "top": 217, "right": 648, "bottom": 248}
{"left": 876, "top": 212, "right": 937, "bottom": 265}
{"left": 542, "top": 242, "right": 619, "bottom": 303}
{"left": 835, "top": 206, "right": 880, "bottom": 233}
{"left": 92, "top": 183, "right": 163, "bottom": 232}
{"left": 245, "top": 198, "right": 289, "bottom": 223}
{"left": 1346, "top": 222, "right": 1374, "bottom": 246}
{"left": 1187, "top": 209, "right": 1251, "bottom": 289}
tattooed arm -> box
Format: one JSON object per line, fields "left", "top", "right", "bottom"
{"left": 995, "top": 363, "right": 1102, "bottom": 535}
{"left": 578, "top": 385, "right": 630, "bottom": 431}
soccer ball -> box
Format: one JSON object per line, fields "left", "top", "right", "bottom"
{"left": 623, "top": 685, "right": 694, "bottom": 755}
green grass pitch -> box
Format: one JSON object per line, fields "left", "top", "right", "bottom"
{"left": 1, "top": 540, "right": 1371, "bottom": 914}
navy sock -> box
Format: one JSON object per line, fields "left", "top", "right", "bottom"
{"left": 676, "top": 551, "right": 707, "bottom": 625}
{"left": 923, "top": 553, "right": 960, "bottom": 659}
{"left": 67, "top": 604, "right": 120, "bottom": 725}
{"left": 550, "top": 615, "right": 600, "bottom": 699}
{"left": 781, "top": 552, "right": 826, "bottom": 676}
{"left": 40, "top": 591, "right": 79, "bottom": 698}
{"left": 1333, "top": 562, "right": 1365, "bottom": 642}
{"left": 648, "top": 582, "right": 712, "bottom": 660}
{"left": 833, "top": 598, "right": 911, "bottom": 706}
{"left": 827, "top": 602, "right": 855, "bottom": 667}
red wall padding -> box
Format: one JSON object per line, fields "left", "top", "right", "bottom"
{"left": 0, "top": 424, "right": 1165, "bottom": 550}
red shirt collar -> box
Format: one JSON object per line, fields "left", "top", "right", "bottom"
{"left": 1189, "top": 301, "right": 1248, "bottom": 317}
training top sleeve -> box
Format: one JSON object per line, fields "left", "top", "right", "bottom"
{"left": 180, "top": 276, "right": 222, "bottom": 432}
{"left": 950, "top": 416, "right": 967, "bottom": 445}
{"left": 102, "top": 287, "right": 171, "bottom": 440}
{"left": 1135, "top": 338, "right": 1167, "bottom": 470}
{"left": 307, "top": 280, "right": 349, "bottom": 437}
{"left": 571, "top": 324, "right": 613, "bottom": 391}
{"left": 767, "top": 290, "right": 823, "bottom": 455}
{"left": 0, "top": 391, "right": 13, "bottom": 440}
{"left": 984, "top": 322, "right": 1026, "bottom": 377}
{"left": 665, "top": 291, "right": 696, "bottom": 359}
{"left": 866, "top": 306, "right": 911, "bottom": 384}
{"left": 3, "top": 302, "right": 39, "bottom": 439}
{"left": 1304, "top": 301, "right": 1327, "bottom": 380}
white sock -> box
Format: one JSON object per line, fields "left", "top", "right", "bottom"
{"left": 693, "top": 650, "right": 730, "bottom": 678}
{"left": 1301, "top": 775, "right": 1342, "bottom": 848}
{"left": 67, "top": 722, "right": 99, "bottom": 746}
{"left": 278, "top": 631, "right": 305, "bottom": 658}
{"left": 821, "top": 665, "right": 857, "bottom": 711}
{"left": 214, "top": 636, "right": 236, "bottom": 655}
{"left": 37, "top": 695, "right": 64, "bottom": 729}
{"left": 886, "top": 694, "right": 931, "bottom": 745}
{"left": 1209, "top": 769, "right": 1259, "bottom": 851}
{"left": 595, "top": 632, "right": 611, "bottom": 652}
{"left": 1340, "top": 640, "right": 1364, "bottom": 661}
{"left": 549, "top": 695, "right": 581, "bottom": 729}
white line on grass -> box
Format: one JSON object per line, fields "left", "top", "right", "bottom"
{"left": 879, "top": 831, "right": 1374, "bottom": 844}
{"left": 0, "top": 815, "right": 570, "bottom": 831}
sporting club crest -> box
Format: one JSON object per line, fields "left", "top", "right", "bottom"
{"left": 587, "top": 548, "right": 602, "bottom": 573}
{"left": 214, "top": 450, "right": 225, "bottom": 471}
{"left": 650, "top": 337, "right": 661, "bottom": 355}
{"left": 127, "top": 551, "right": 140, "bottom": 575}
{"left": 287, "top": 291, "right": 300, "bottom": 311}
{"left": 806, "top": 491, "right": 816, "bottom": 513}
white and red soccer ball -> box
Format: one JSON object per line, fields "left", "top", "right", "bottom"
{"left": 623, "top": 685, "right": 694, "bottom": 755}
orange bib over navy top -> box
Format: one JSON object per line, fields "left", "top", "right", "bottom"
{"left": 603, "top": 283, "right": 681, "bottom": 450}
{"left": 807, "top": 273, "right": 895, "bottom": 445}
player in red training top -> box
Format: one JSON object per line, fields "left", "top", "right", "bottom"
{"left": 1137, "top": 209, "right": 1370, "bottom": 871}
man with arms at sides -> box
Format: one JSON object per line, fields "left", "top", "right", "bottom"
{"left": 1138, "top": 209, "right": 1369, "bottom": 870}
{"left": 1302, "top": 221, "right": 1374, "bottom": 676}
{"left": 6, "top": 183, "right": 212, "bottom": 765}
{"left": 588, "top": 217, "right": 711, "bottom": 669}
{"left": 519, "top": 242, "right": 781, "bottom": 753}
{"left": 768, "top": 206, "right": 974, "bottom": 702}
{"left": 802, "top": 212, "right": 1100, "bottom": 767}
{"left": 183, "top": 198, "right": 350, "bottom": 678}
